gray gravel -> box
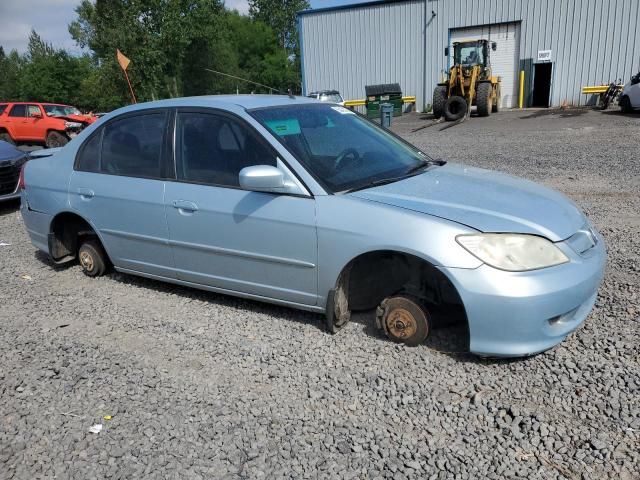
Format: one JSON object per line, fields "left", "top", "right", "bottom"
{"left": 1, "top": 108, "right": 639, "bottom": 479}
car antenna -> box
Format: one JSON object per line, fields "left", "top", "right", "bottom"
{"left": 204, "top": 68, "right": 290, "bottom": 96}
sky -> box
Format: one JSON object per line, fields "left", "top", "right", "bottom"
{"left": 0, "top": 0, "right": 373, "bottom": 55}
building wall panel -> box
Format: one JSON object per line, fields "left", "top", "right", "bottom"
{"left": 299, "top": 0, "right": 640, "bottom": 110}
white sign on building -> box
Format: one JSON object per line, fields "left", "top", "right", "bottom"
{"left": 537, "top": 50, "right": 552, "bottom": 62}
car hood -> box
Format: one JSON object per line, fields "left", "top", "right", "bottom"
{"left": 0, "top": 141, "right": 27, "bottom": 166}
{"left": 51, "top": 114, "right": 96, "bottom": 125}
{"left": 350, "top": 163, "right": 585, "bottom": 241}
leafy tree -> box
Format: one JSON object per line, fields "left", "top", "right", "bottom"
{"left": 1, "top": 0, "right": 308, "bottom": 110}
{"left": 248, "top": 0, "right": 309, "bottom": 53}
{"left": 0, "top": 47, "right": 23, "bottom": 100}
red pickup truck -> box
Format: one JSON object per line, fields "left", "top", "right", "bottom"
{"left": 0, "top": 102, "right": 98, "bottom": 148}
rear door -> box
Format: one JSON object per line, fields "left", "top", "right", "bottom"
{"left": 164, "top": 108, "right": 318, "bottom": 305}
{"left": 6, "top": 104, "right": 27, "bottom": 139}
{"left": 69, "top": 109, "right": 175, "bottom": 277}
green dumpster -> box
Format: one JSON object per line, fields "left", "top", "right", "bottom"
{"left": 365, "top": 83, "right": 403, "bottom": 119}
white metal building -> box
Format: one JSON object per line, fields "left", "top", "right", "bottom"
{"left": 298, "top": 0, "right": 640, "bottom": 111}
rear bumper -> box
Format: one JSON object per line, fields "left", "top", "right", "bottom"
{"left": 20, "top": 193, "right": 52, "bottom": 253}
{"left": 439, "top": 231, "right": 606, "bottom": 357}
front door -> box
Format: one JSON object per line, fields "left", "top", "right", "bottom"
{"left": 69, "top": 109, "right": 175, "bottom": 278}
{"left": 164, "top": 109, "right": 318, "bottom": 306}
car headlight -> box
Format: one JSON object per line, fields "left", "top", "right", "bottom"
{"left": 456, "top": 233, "right": 569, "bottom": 271}
{"left": 64, "top": 121, "right": 82, "bottom": 129}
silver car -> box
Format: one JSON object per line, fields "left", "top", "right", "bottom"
{"left": 20, "top": 95, "right": 606, "bottom": 357}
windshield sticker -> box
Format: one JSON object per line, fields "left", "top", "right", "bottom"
{"left": 331, "top": 106, "right": 355, "bottom": 115}
{"left": 265, "top": 119, "right": 301, "bottom": 136}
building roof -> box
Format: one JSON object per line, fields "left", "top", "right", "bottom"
{"left": 297, "top": 0, "right": 403, "bottom": 16}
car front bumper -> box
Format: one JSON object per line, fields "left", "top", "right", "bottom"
{"left": 439, "top": 231, "right": 606, "bottom": 357}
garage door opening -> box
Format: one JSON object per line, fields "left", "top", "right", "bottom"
{"left": 450, "top": 22, "right": 521, "bottom": 109}
{"left": 532, "top": 63, "right": 552, "bottom": 107}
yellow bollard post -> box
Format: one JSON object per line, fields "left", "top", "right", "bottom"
{"left": 519, "top": 70, "right": 525, "bottom": 109}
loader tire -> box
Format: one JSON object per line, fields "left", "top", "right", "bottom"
{"left": 476, "top": 82, "right": 492, "bottom": 117}
{"left": 492, "top": 83, "right": 501, "bottom": 112}
{"left": 443, "top": 96, "right": 467, "bottom": 121}
{"left": 432, "top": 86, "right": 447, "bottom": 119}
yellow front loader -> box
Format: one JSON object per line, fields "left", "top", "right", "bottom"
{"left": 433, "top": 39, "right": 502, "bottom": 121}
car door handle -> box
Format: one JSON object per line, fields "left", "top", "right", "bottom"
{"left": 77, "top": 188, "right": 94, "bottom": 199}
{"left": 172, "top": 200, "right": 198, "bottom": 213}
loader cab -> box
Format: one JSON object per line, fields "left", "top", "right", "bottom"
{"left": 445, "top": 40, "right": 497, "bottom": 82}
{"left": 449, "top": 40, "right": 496, "bottom": 68}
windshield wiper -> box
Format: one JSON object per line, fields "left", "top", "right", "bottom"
{"left": 404, "top": 161, "right": 431, "bottom": 175}
{"left": 341, "top": 159, "right": 446, "bottom": 194}
{"left": 342, "top": 175, "right": 409, "bottom": 193}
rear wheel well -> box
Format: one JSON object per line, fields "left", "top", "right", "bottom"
{"left": 49, "top": 212, "right": 107, "bottom": 264}
{"left": 333, "top": 250, "right": 468, "bottom": 329}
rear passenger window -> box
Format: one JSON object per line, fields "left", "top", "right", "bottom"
{"left": 0, "top": 104, "right": 7, "bottom": 115}
{"left": 9, "top": 105, "right": 26, "bottom": 117}
{"left": 176, "top": 112, "right": 276, "bottom": 187}
{"left": 26, "top": 105, "right": 40, "bottom": 117}
{"left": 100, "top": 113, "right": 166, "bottom": 178}
{"left": 76, "top": 132, "right": 101, "bottom": 173}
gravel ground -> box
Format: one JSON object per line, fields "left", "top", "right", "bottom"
{"left": 1, "top": 108, "right": 639, "bottom": 479}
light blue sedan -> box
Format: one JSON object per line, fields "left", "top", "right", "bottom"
{"left": 20, "top": 95, "right": 606, "bottom": 357}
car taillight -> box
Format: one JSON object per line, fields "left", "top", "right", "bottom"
{"left": 18, "top": 164, "right": 26, "bottom": 190}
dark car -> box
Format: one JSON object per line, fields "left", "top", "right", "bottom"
{"left": 0, "top": 140, "right": 28, "bottom": 201}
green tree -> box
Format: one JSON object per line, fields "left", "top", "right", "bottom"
{"left": 69, "top": 0, "right": 229, "bottom": 102}
{"left": 0, "top": 47, "right": 24, "bottom": 100}
{"left": 248, "top": 0, "right": 309, "bottom": 52}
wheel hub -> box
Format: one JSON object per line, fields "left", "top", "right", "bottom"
{"left": 386, "top": 307, "right": 417, "bottom": 339}
{"left": 80, "top": 251, "right": 94, "bottom": 271}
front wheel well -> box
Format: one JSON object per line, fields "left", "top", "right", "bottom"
{"left": 332, "top": 250, "right": 468, "bottom": 329}
{"left": 48, "top": 212, "right": 107, "bottom": 264}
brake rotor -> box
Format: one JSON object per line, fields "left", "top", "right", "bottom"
{"left": 79, "top": 251, "right": 94, "bottom": 271}
{"left": 386, "top": 307, "right": 418, "bottom": 339}
{"left": 376, "top": 295, "right": 430, "bottom": 347}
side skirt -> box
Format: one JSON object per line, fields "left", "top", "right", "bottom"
{"left": 114, "top": 266, "right": 326, "bottom": 315}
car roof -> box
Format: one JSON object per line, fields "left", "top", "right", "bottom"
{"left": 112, "top": 95, "right": 320, "bottom": 115}
{"left": 0, "top": 101, "right": 71, "bottom": 106}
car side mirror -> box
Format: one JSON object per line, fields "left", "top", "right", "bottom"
{"left": 492, "top": 42, "right": 497, "bottom": 51}
{"left": 30, "top": 111, "right": 42, "bottom": 118}
{"left": 444, "top": 47, "right": 449, "bottom": 57}
{"left": 239, "top": 165, "right": 285, "bottom": 193}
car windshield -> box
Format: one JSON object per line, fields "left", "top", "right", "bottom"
{"left": 44, "top": 105, "right": 82, "bottom": 116}
{"left": 251, "top": 104, "right": 434, "bottom": 193}
{"left": 319, "top": 93, "right": 343, "bottom": 103}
